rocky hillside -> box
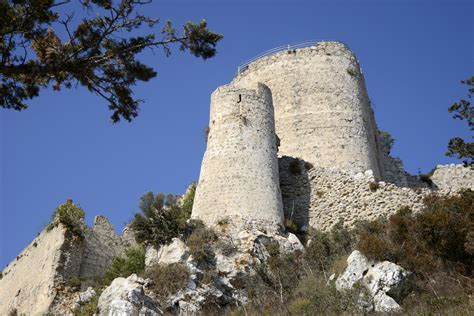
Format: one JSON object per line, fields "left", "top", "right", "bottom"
{"left": 1, "top": 184, "right": 473, "bottom": 315}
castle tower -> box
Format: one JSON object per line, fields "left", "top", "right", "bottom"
{"left": 233, "top": 41, "right": 384, "bottom": 177}
{"left": 191, "top": 82, "right": 284, "bottom": 228}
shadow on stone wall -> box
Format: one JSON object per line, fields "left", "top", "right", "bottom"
{"left": 278, "top": 156, "right": 311, "bottom": 234}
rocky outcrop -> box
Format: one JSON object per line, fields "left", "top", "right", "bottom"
{"left": 335, "top": 250, "right": 409, "bottom": 312}
{"left": 142, "top": 226, "right": 303, "bottom": 315}
{"left": 98, "top": 274, "right": 161, "bottom": 315}
{"left": 145, "top": 238, "right": 189, "bottom": 268}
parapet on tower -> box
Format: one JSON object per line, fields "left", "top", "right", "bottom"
{"left": 191, "top": 82, "right": 284, "bottom": 228}
{"left": 233, "top": 41, "right": 384, "bottom": 177}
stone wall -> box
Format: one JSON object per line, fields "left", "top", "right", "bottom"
{"left": 232, "top": 41, "right": 384, "bottom": 177}
{"left": 431, "top": 164, "right": 474, "bottom": 192}
{"left": 0, "top": 225, "right": 81, "bottom": 315}
{"left": 192, "top": 82, "right": 284, "bottom": 228}
{"left": 80, "top": 215, "right": 128, "bottom": 278}
{"left": 281, "top": 162, "right": 474, "bottom": 231}
{"left": 0, "top": 216, "right": 131, "bottom": 314}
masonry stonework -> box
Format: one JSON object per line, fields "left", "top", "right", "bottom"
{"left": 232, "top": 41, "right": 384, "bottom": 177}
{"left": 191, "top": 82, "right": 284, "bottom": 228}
{"left": 0, "top": 216, "right": 132, "bottom": 314}
{"left": 193, "top": 41, "right": 474, "bottom": 233}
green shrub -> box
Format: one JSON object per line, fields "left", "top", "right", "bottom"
{"left": 288, "top": 275, "right": 360, "bottom": 315}
{"left": 184, "top": 220, "right": 217, "bottom": 265}
{"left": 47, "top": 199, "right": 85, "bottom": 236}
{"left": 130, "top": 187, "right": 196, "bottom": 247}
{"left": 284, "top": 218, "right": 298, "bottom": 234}
{"left": 356, "top": 190, "right": 474, "bottom": 313}
{"left": 357, "top": 190, "right": 474, "bottom": 275}
{"left": 102, "top": 247, "right": 145, "bottom": 286}
{"left": 145, "top": 263, "right": 189, "bottom": 299}
{"left": 368, "top": 181, "right": 379, "bottom": 191}
{"left": 303, "top": 221, "right": 354, "bottom": 274}
{"left": 76, "top": 292, "right": 100, "bottom": 316}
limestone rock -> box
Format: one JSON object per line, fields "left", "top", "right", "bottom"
{"left": 335, "top": 250, "right": 373, "bottom": 290}
{"left": 145, "top": 238, "right": 189, "bottom": 267}
{"left": 336, "top": 250, "right": 409, "bottom": 313}
{"left": 98, "top": 274, "right": 161, "bottom": 316}
{"left": 78, "top": 287, "right": 96, "bottom": 305}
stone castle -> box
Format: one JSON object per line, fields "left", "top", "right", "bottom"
{"left": 191, "top": 41, "right": 473, "bottom": 231}
{"left": 1, "top": 41, "right": 473, "bottom": 315}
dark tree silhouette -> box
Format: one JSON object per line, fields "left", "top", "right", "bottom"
{"left": 447, "top": 76, "right": 473, "bottom": 166}
{"left": 0, "top": 0, "right": 223, "bottom": 122}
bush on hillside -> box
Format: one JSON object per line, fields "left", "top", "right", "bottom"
{"left": 303, "top": 221, "right": 355, "bottom": 275}
{"left": 183, "top": 219, "right": 217, "bottom": 266}
{"left": 47, "top": 199, "right": 85, "bottom": 236}
{"left": 144, "top": 263, "right": 190, "bottom": 299}
{"left": 357, "top": 189, "right": 473, "bottom": 276}
{"left": 102, "top": 246, "right": 146, "bottom": 286}
{"left": 356, "top": 189, "right": 474, "bottom": 313}
{"left": 130, "top": 185, "right": 196, "bottom": 247}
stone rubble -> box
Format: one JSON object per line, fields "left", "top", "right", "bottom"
{"left": 97, "top": 274, "right": 161, "bottom": 316}
{"left": 335, "top": 250, "right": 409, "bottom": 313}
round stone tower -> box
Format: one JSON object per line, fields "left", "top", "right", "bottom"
{"left": 191, "top": 82, "right": 284, "bottom": 228}
{"left": 233, "top": 41, "right": 384, "bottom": 177}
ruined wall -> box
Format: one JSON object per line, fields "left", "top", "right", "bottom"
{"left": 80, "top": 215, "right": 128, "bottom": 278}
{"left": 192, "top": 82, "right": 284, "bottom": 228}
{"left": 431, "top": 164, "right": 474, "bottom": 192}
{"left": 0, "top": 216, "right": 131, "bottom": 314}
{"left": 281, "top": 163, "right": 474, "bottom": 231}
{"left": 0, "top": 225, "right": 82, "bottom": 315}
{"left": 232, "top": 41, "right": 384, "bottom": 177}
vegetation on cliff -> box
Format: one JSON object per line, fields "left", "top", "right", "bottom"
{"left": 47, "top": 199, "right": 85, "bottom": 236}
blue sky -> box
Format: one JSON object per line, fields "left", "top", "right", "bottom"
{"left": 1, "top": 0, "right": 472, "bottom": 268}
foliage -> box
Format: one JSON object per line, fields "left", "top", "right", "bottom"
{"left": 368, "top": 181, "right": 379, "bottom": 191}
{"left": 102, "top": 246, "right": 145, "bottom": 286}
{"left": 287, "top": 275, "right": 360, "bottom": 315}
{"left": 284, "top": 218, "right": 298, "bottom": 234}
{"left": 303, "top": 221, "right": 355, "bottom": 276}
{"left": 47, "top": 199, "right": 85, "bottom": 236}
{"left": 446, "top": 76, "right": 473, "bottom": 166}
{"left": 356, "top": 190, "right": 474, "bottom": 313}
{"left": 144, "top": 263, "right": 189, "bottom": 299}
{"left": 0, "top": 0, "right": 222, "bottom": 122}
{"left": 226, "top": 225, "right": 359, "bottom": 315}
{"left": 183, "top": 219, "right": 217, "bottom": 266}
{"left": 76, "top": 292, "right": 100, "bottom": 316}
{"left": 130, "top": 187, "right": 195, "bottom": 247}
{"left": 357, "top": 190, "right": 473, "bottom": 276}
{"left": 379, "top": 130, "right": 395, "bottom": 154}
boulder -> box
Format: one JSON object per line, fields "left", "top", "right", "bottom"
{"left": 145, "top": 238, "right": 189, "bottom": 267}
{"left": 336, "top": 250, "right": 409, "bottom": 313}
{"left": 98, "top": 274, "right": 161, "bottom": 315}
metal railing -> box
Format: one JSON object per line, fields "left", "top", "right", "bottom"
{"left": 235, "top": 40, "right": 341, "bottom": 76}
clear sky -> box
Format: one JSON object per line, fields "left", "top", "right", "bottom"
{"left": 1, "top": 0, "right": 472, "bottom": 268}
